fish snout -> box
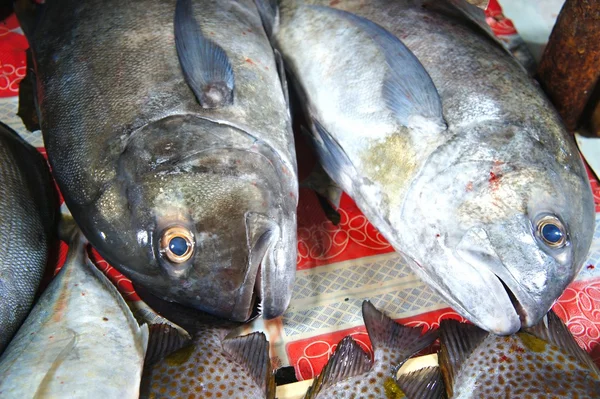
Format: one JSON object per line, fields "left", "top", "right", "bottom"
{"left": 456, "top": 226, "right": 563, "bottom": 331}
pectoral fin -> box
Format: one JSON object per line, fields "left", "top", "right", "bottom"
{"left": 175, "top": 0, "right": 234, "bottom": 108}
{"left": 310, "top": 6, "right": 446, "bottom": 135}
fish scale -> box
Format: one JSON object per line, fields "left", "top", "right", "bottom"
{"left": 0, "top": 122, "right": 57, "bottom": 355}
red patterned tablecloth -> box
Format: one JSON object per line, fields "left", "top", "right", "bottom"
{"left": 2, "top": 0, "right": 600, "bottom": 381}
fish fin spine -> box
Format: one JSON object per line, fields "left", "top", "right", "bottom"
{"left": 362, "top": 300, "right": 437, "bottom": 363}
{"left": 222, "top": 332, "right": 274, "bottom": 394}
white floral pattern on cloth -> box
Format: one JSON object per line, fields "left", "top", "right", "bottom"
{"left": 553, "top": 279, "right": 600, "bottom": 366}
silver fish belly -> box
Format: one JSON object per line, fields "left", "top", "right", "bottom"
{"left": 0, "top": 232, "right": 148, "bottom": 398}
{"left": 0, "top": 122, "right": 57, "bottom": 355}
{"left": 17, "top": 0, "right": 298, "bottom": 321}
{"left": 266, "top": 0, "right": 595, "bottom": 334}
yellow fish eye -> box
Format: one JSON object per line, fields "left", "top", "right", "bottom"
{"left": 159, "top": 226, "right": 195, "bottom": 263}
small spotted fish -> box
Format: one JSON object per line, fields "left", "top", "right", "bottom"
{"left": 140, "top": 296, "right": 275, "bottom": 399}
{"left": 439, "top": 311, "right": 600, "bottom": 398}
{"left": 304, "top": 301, "right": 440, "bottom": 399}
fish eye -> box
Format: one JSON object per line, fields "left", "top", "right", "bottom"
{"left": 536, "top": 216, "right": 566, "bottom": 248}
{"left": 159, "top": 226, "right": 194, "bottom": 263}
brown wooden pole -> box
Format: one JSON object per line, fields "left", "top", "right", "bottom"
{"left": 536, "top": 0, "right": 600, "bottom": 131}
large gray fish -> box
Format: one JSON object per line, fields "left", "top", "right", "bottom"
{"left": 16, "top": 0, "right": 298, "bottom": 321}
{"left": 0, "top": 121, "right": 57, "bottom": 355}
{"left": 0, "top": 228, "right": 148, "bottom": 398}
{"left": 258, "top": 0, "right": 595, "bottom": 334}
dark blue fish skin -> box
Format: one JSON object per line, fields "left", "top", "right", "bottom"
{"left": 0, "top": 122, "right": 57, "bottom": 355}
{"left": 15, "top": 0, "right": 297, "bottom": 322}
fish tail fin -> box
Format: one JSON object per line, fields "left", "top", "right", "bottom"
{"left": 396, "top": 366, "right": 446, "bottom": 399}
{"left": 304, "top": 336, "right": 373, "bottom": 399}
{"left": 362, "top": 301, "right": 437, "bottom": 364}
{"left": 222, "top": 332, "right": 275, "bottom": 398}
{"left": 438, "top": 319, "right": 487, "bottom": 398}
{"left": 174, "top": 0, "right": 234, "bottom": 108}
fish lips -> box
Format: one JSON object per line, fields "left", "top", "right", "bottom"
{"left": 452, "top": 225, "right": 575, "bottom": 334}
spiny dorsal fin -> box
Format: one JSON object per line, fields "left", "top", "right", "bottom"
{"left": 524, "top": 310, "right": 600, "bottom": 376}
{"left": 144, "top": 324, "right": 193, "bottom": 366}
{"left": 310, "top": 5, "right": 446, "bottom": 136}
{"left": 304, "top": 336, "right": 373, "bottom": 399}
{"left": 396, "top": 366, "right": 446, "bottom": 399}
{"left": 363, "top": 301, "right": 438, "bottom": 363}
{"left": 222, "top": 332, "right": 273, "bottom": 395}
{"left": 438, "top": 319, "right": 487, "bottom": 398}
{"left": 174, "top": 0, "right": 234, "bottom": 108}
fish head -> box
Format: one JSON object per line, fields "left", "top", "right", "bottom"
{"left": 79, "top": 115, "right": 296, "bottom": 321}
{"left": 402, "top": 128, "right": 595, "bottom": 334}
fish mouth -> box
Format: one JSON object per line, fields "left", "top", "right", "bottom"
{"left": 454, "top": 235, "right": 549, "bottom": 333}
{"left": 231, "top": 259, "right": 263, "bottom": 322}
{"left": 498, "top": 277, "right": 528, "bottom": 326}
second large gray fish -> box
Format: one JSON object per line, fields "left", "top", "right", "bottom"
{"left": 259, "top": 0, "right": 595, "bottom": 334}
{"left": 17, "top": 0, "right": 298, "bottom": 321}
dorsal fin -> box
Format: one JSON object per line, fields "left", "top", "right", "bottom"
{"left": 525, "top": 310, "right": 600, "bottom": 376}
{"left": 396, "top": 366, "right": 446, "bottom": 399}
{"left": 363, "top": 301, "right": 438, "bottom": 364}
{"left": 304, "top": 336, "right": 373, "bottom": 399}
{"left": 174, "top": 0, "right": 234, "bottom": 108}
{"left": 222, "top": 332, "right": 274, "bottom": 396}
{"left": 438, "top": 319, "right": 487, "bottom": 398}
{"left": 309, "top": 5, "right": 446, "bottom": 136}
{"left": 144, "top": 324, "right": 192, "bottom": 366}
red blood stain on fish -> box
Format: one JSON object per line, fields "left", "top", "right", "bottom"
{"left": 499, "top": 354, "right": 509, "bottom": 362}
{"left": 587, "top": 264, "right": 595, "bottom": 270}
{"left": 436, "top": 233, "right": 441, "bottom": 238}
{"left": 245, "top": 58, "right": 255, "bottom": 65}
{"left": 489, "top": 171, "right": 501, "bottom": 190}
{"left": 81, "top": 292, "right": 85, "bottom": 296}
{"left": 466, "top": 181, "right": 473, "bottom": 192}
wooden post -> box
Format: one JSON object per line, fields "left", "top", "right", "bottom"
{"left": 536, "top": 0, "right": 600, "bottom": 131}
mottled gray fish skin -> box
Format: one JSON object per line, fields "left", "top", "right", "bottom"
{"left": 16, "top": 0, "right": 298, "bottom": 321}
{"left": 267, "top": 0, "right": 595, "bottom": 334}
{"left": 0, "top": 122, "right": 57, "bottom": 355}
{"left": 140, "top": 294, "right": 274, "bottom": 399}
{"left": 0, "top": 231, "right": 148, "bottom": 398}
